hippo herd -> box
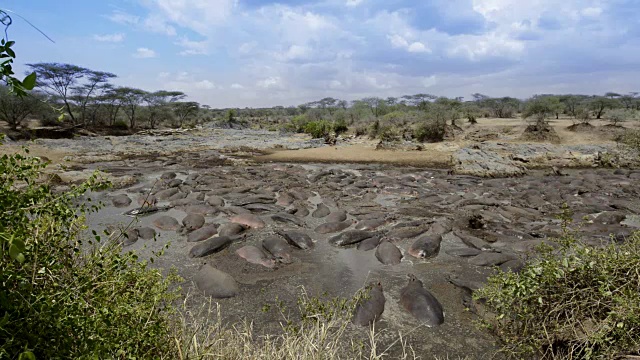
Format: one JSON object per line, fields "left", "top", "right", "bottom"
{"left": 106, "top": 163, "right": 640, "bottom": 328}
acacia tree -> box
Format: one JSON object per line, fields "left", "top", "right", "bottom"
{"left": 119, "top": 87, "right": 147, "bottom": 129}
{"left": 26, "top": 63, "right": 89, "bottom": 124}
{"left": 173, "top": 101, "right": 200, "bottom": 128}
{"left": 523, "top": 96, "right": 559, "bottom": 128}
{"left": 72, "top": 71, "right": 117, "bottom": 126}
{"left": 144, "top": 90, "right": 185, "bottom": 129}
{"left": 589, "top": 96, "right": 618, "bottom": 119}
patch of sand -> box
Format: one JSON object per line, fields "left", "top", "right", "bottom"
{"left": 0, "top": 144, "right": 70, "bottom": 164}
{"left": 257, "top": 142, "right": 456, "bottom": 167}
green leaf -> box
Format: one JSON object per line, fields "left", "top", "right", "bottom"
{"left": 22, "top": 72, "right": 37, "bottom": 90}
{"left": 18, "top": 351, "right": 36, "bottom": 360}
{"left": 5, "top": 47, "right": 16, "bottom": 58}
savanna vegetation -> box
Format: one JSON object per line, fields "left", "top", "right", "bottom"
{"left": 1, "top": 10, "right": 640, "bottom": 360}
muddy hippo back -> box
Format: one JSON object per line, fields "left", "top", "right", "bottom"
{"left": 352, "top": 282, "right": 386, "bottom": 326}
{"left": 399, "top": 275, "right": 444, "bottom": 326}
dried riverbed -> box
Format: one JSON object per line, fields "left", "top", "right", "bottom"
{"left": 80, "top": 154, "right": 639, "bottom": 358}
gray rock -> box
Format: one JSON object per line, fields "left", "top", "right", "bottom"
{"left": 452, "top": 148, "right": 527, "bottom": 178}
{"left": 155, "top": 188, "right": 180, "bottom": 200}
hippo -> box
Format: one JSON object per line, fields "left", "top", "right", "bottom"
{"left": 262, "top": 236, "right": 293, "bottom": 264}
{"left": 187, "top": 225, "right": 219, "bottom": 242}
{"left": 276, "top": 192, "right": 295, "bottom": 206}
{"left": 355, "top": 219, "right": 388, "bottom": 231}
{"left": 314, "top": 221, "right": 352, "bottom": 234}
{"left": 194, "top": 264, "right": 239, "bottom": 298}
{"left": 292, "top": 203, "right": 310, "bottom": 217}
{"left": 276, "top": 230, "right": 314, "bottom": 250}
{"left": 326, "top": 209, "right": 347, "bottom": 223}
{"left": 375, "top": 241, "right": 403, "bottom": 265}
{"left": 236, "top": 246, "right": 276, "bottom": 268}
{"left": 230, "top": 213, "right": 266, "bottom": 229}
{"left": 152, "top": 216, "right": 181, "bottom": 231}
{"left": 329, "top": 230, "right": 375, "bottom": 247}
{"left": 170, "top": 198, "right": 202, "bottom": 207}
{"left": 356, "top": 235, "right": 382, "bottom": 251}
{"left": 186, "top": 204, "right": 218, "bottom": 216}
{"left": 111, "top": 194, "right": 132, "bottom": 208}
{"left": 137, "top": 194, "right": 157, "bottom": 207}
{"left": 399, "top": 274, "right": 444, "bottom": 326}
{"left": 189, "top": 236, "right": 234, "bottom": 258}
{"left": 408, "top": 235, "right": 442, "bottom": 259}
{"left": 155, "top": 188, "right": 180, "bottom": 200}
{"left": 160, "top": 171, "right": 177, "bottom": 180}
{"left": 136, "top": 227, "right": 156, "bottom": 240}
{"left": 271, "top": 213, "right": 305, "bottom": 227}
{"left": 182, "top": 213, "right": 205, "bottom": 232}
{"left": 386, "top": 226, "right": 430, "bottom": 240}
{"left": 352, "top": 282, "right": 386, "bottom": 326}
{"left": 445, "top": 248, "right": 481, "bottom": 257}
{"left": 206, "top": 195, "right": 225, "bottom": 207}
{"left": 123, "top": 228, "right": 139, "bottom": 246}
{"left": 218, "top": 223, "right": 247, "bottom": 237}
{"left": 312, "top": 203, "right": 331, "bottom": 218}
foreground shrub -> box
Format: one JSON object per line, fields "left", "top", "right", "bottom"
{"left": 475, "top": 223, "right": 640, "bottom": 359}
{"left": 304, "top": 120, "right": 332, "bottom": 138}
{"left": 0, "top": 149, "right": 181, "bottom": 358}
{"left": 621, "top": 129, "right": 640, "bottom": 152}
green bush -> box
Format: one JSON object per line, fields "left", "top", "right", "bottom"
{"left": 414, "top": 119, "right": 446, "bottom": 142}
{"left": 475, "top": 216, "right": 640, "bottom": 359}
{"left": 303, "top": 120, "right": 331, "bottom": 138}
{"left": 0, "top": 150, "right": 181, "bottom": 359}
{"left": 332, "top": 119, "right": 348, "bottom": 135}
{"left": 621, "top": 129, "right": 640, "bottom": 153}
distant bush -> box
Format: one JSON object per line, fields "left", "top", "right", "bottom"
{"left": 377, "top": 125, "right": 401, "bottom": 142}
{"left": 112, "top": 119, "right": 129, "bottom": 130}
{"left": 621, "top": 129, "right": 640, "bottom": 153}
{"left": 414, "top": 119, "right": 446, "bottom": 142}
{"left": 332, "top": 119, "right": 348, "bottom": 135}
{"left": 607, "top": 109, "right": 637, "bottom": 126}
{"left": 303, "top": 120, "right": 331, "bottom": 138}
{"left": 476, "top": 208, "right": 640, "bottom": 359}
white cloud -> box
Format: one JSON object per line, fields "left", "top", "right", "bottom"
{"left": 581, "top": 7, "right": 603, "bottom": 17}
{"left": 133, "top": 48, "right": 157, "bottom": 58}
{"left": 231, "top": 83, "right": 244, "bottom": 89}
{"left": 238, "top": 42, "right": 257, "bottom": 54}
{"left": 176, "top": 37, "right": 209, "bottom": 56}
{"left": 106, "top": 10, "right": 139, "bottom": 25}
{"left": 150, "top": 0, "right": 238, "bottom": 35}
{"left": 256, "top": 76, "right": 284, "bottom": 89}
{"left": 195, "top": 80, "right": 216, "bottom": 89}
{"left": 408, "top": 42, "right": 430, "bottom": 53}
{"left": 346, "top": 0, "right": 363, "bottom": 7}
{"left": 93, "top": 33, "right": 125, "bottom": 42}
{"left": 143, "top": 14, "right": 177, "bottom": 36}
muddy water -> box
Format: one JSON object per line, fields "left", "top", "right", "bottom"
{"left": 81, "top": 160, "right": 640, "bottom": 359}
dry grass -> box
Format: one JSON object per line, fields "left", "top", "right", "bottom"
{"left": 169, "top": 291, "right": 420, "bottom": 360}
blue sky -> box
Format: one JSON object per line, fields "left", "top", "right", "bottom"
{"left": 6, "top": 0, "right": 640, "bottom": 107}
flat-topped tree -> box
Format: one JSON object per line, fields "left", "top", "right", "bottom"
{"left": 173, "top": 101, "right": 200, "bottom": 128}
{"left": 72, "top": 70, "right": 117, "bottom": 126}
{"left": 26, "top": 63, "right": 89, "bottom": 124}
{"left": 118, "top": 87, "right": 147, "bottom": 129}
{"left": 144, "top": 90, "right": 185, "bottom": 129}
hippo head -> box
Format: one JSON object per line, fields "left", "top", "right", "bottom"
{"left": 407, "top": 274, "right": 424, "bottom": 287}
{"left": 276, "top": 253, "right": 293, "bottom": 264}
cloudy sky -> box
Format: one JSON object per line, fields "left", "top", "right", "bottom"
{"left": 7, "top": 0, "right": 640, "bottom": 107}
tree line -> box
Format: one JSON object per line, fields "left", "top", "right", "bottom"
{"left": 1, "top": 61, "right": 639, "bottom": 132}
